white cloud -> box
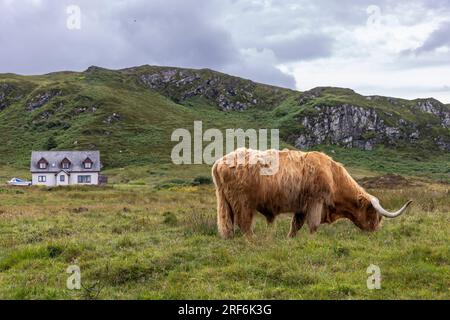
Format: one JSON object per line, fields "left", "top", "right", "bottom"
{"left": 288, "top": 58, "right": 450, "bottom": 102}
{"left": 281, "top": 1, "right": 450, "bottom": 102}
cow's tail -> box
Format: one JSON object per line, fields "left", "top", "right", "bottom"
{"left": 212, "top": 161, "right": 234, "bottom": 239}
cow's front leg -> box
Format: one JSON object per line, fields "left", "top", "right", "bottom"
{"left": 288, "top": 212, "right": 306, "bottom": 238}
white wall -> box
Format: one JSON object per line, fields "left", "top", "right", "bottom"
{"left": 56, "top": 172, "right": 69, "bottom": 186}
{"left": 69, "top": 172, "right": 99, "bottom": 185}
{"left": 32, "top": 173, "right": 56, "bottom": 187}
{"left": 32, "top": 172, "right": 99, "bottom": 186}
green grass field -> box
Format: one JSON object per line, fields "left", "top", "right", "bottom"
{"left": 0, "top": 166, "right": 448, "bottom": 300}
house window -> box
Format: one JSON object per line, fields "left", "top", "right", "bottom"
{"left": 38, "top": 158, "right": 48, "bottom": 169}
{"left": 83, "top": 158, "right": 93, "bottom": 169}
{"left": 60, "top": 175, "right": 65, "bottom": 182}
{"left": 38, "top": 176, "right": 46, "bottom": 182}
{"left": 78, "top": 175, "right": 91, "bottom": 184}
{"left": 61, "top": 158, "right": 71, "bottom": 169}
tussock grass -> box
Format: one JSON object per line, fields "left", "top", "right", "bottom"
{"left": 0, "top": 181, "right": 448, "bottom": 299}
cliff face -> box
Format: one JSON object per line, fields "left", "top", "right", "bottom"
{"left": 414, "top": 99, "right": 450, "bottom": 128}
{"left": 284, "top": 88, "right": 450, "bottom": 152}
{"left": 0, "top": 82, "right": 28, "bottom": 111}
{"left": 295, "top": 104, "right": 409, "bottom": 151}
{"left": 133, "top": 67, "right": 293, "bottom": 111}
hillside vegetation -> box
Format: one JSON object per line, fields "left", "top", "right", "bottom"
{"left": 0, "top": 65, "right": 449, "bottom": 182}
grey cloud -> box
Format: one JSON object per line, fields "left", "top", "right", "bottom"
{"left": 108, "top": 0, "right": 239, "bottom": 69}
{"left": 267, "top": 33, "right": 333, "bottom": 62}
{"left": 0, "top": 0, "right": 239, "bottom": 72}
{"left": 223, "top": 47, "right": 296, "bottom": 88}
{"left": 1, "top": 0, "right": 450, "bottom": 95}
{"left": 0, "top": 0, "right": 296, "bottom": 87}
{"left": 226, "top": 62, "right": 296, "bottom": 89}
{"left": 413, "top": 22, "right": 450, "bottom": 54}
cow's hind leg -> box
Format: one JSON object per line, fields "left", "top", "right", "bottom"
{"left": 306, "top": 200, "right": 324, "bottom": 234}
{"left": 288, "top": 212, "right": 306, "bottom": 238}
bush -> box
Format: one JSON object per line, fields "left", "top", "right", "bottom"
{"left": 44, "top": 136, "right": 57, "bottom": 150}
{"left": 192, "top": 176, "right": 212, "bottom": 185}
{"left": 156, "top": 177, "right": 212, "bottom": 190}
{"left": 47, "top": 244, "right": 64, "bottom": 258}
{"left": 163, "top": 211, "right": 178, "bottom": 226}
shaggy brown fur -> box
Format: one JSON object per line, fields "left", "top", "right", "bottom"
{"left": 212, "top": 148, "right": 382, "bottom": 238}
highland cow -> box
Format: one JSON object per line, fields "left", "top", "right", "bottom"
{"left": 212, "top": 148, "right": 412, "bottom": 238}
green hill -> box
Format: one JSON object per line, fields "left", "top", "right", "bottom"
{"left": 0, "top": 65, "right": 449, "bottom": 181}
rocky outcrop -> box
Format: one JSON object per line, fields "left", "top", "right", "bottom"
{"left": 414, "top": 99, "right": 450, "bottom": 128}
{"left": 138, "top": 68, "right": 285, "bottom": 111}
{"left": 103, "top": 113, "right": 122, "bottom": 124}
{"left": 291, "top": 88, "right": 450, "bottom": 152}
{"left": 139, "top": 69, "right": 254, "bottom": 110}
{"left": 0, "top": 83, "right": 23, "bottom": 111}
{"left": 32, "top": 94, "right": 100, "bottom": 122}
{"left": 434, "top": 136, "right": 450, "bottom": 152}
{"left": 26, "top": 89, "right": 62, "bottom": 111}
{"left": 294, "top": 104, "right": 420, "bottom": 151}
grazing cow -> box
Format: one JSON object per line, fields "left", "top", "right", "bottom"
{"left": 212, "top": 148, "right": 412, "bottom": 238}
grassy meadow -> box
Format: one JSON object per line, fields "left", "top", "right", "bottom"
{"left": 0, "top": 164, "right": 448, "bottom": 300}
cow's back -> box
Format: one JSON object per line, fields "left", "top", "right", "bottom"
{"left": 213, "top": 148, "right": 334, "bottom": 213}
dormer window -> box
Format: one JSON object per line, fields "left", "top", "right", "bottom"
{"left": 61, "top": 158, "right": 71, "bottom": 170}
{"left": 37, "top": 158, "right": 48, "bottom": 170}
{"left": 83, "top": 157, "right": 93, "bottom": 169}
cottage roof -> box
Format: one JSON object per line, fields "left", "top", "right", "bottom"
{"left": 31, "top": 151, "right": 101, "bottom": 172}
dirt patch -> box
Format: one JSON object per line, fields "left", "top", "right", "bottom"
{"left": 358, "top": 174, "right": 418, "bottom": 189}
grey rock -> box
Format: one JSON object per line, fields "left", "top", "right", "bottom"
{"left": 138, "top": 69, "right": 262, "bottom": 111}
{"left": 415, "top": 99, "right": 450, "bottom": 128}
{"left": 434, "top": 137, "right": 450, "bottom": 152}
{"left": 26, "top": 89, "right": 62, "bottom": 111}
{"left": 0, "top": 83, "right": 23, "bottom": 111}
{"left": 294, "top": 104, "right": 415, "bottom": 151}
{"left": 103, "top": 113, "right": 122, "bottom": 124}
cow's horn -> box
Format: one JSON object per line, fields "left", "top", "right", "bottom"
{"left": 370, "top": 197, "right": 412, "bottom": 218}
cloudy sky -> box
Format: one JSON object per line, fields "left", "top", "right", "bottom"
{"left": 1, "top": 0, "right": 450, "bottom": 102}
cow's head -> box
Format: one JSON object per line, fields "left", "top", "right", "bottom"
{"left": 330, "top": 194, "right": 412, "bottom": 231}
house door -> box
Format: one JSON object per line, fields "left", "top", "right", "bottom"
{"left": 57, "top": 172, "right": 69, "bottom": 186}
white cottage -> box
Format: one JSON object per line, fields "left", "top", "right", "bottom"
{"left": 30, "top": 151, "right": 101, "bottom": 186}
